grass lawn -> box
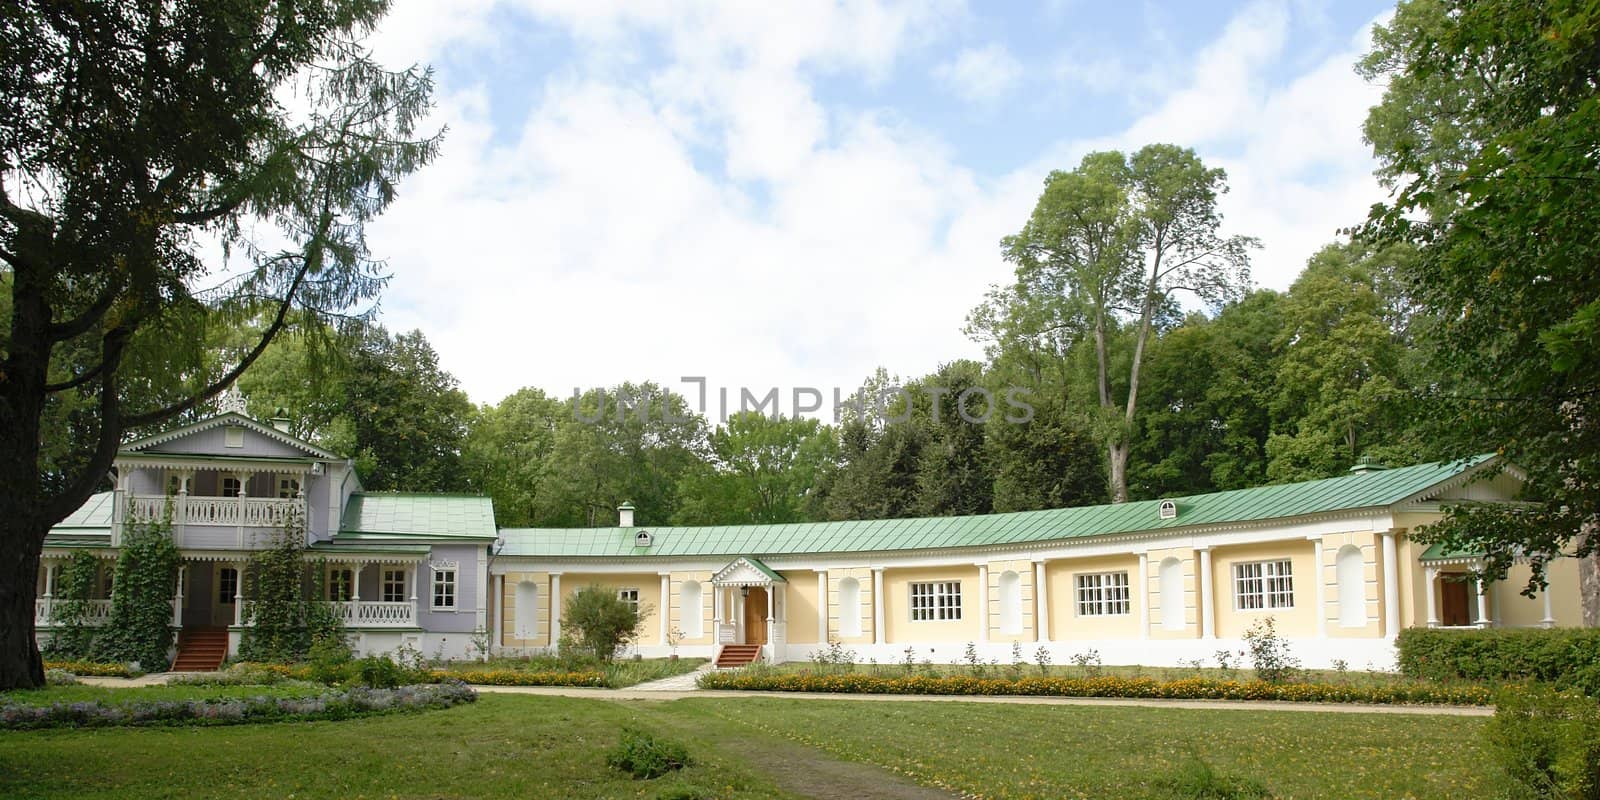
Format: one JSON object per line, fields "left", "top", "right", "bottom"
{"left": 0, "top": 690, "right": 1497, "bottom": 799}
{"left": 436, "top": 655, "right": 708, "bottom": 687}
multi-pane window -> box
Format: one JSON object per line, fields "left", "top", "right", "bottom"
{"left": 432, "top": 568, "right": 457, "bottom": 610}
{"left": 1233, "top": 560, "right": 1295, "bottom": 610}
{"left": 222, "top": 476, "right": 242, "bottom": 497}
{"left": 278, "top": 477, "right": 300, "bottom": 499}
{"left": 327, "top": 568, "right": 353, "bottom": 602}
{"left": 617, "top": 588, "right": 640, "bottom": 614}
{"left": 382, "top": 569, "right": 407, "bottom": 603}
{"left": 1075, "top": 572, "right": 1131, "bottom": 616}
{"left": 909, "top": 581, "right": 962, "bottom": 621}
{"left": 218, "top": 567, "right": 239, "bottom": 605}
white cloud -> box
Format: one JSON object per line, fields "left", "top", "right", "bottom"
{"left": 934, "top": 44, "right": 1024, "bottom": 104}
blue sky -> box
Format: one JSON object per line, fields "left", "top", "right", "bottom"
{"left": 359, "top": 0, "right": 1396, "bottom": 408}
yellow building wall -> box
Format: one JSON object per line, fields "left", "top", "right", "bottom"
{"left": 1210, "top": 541, "right": 1318, "bottom": 638}
{"left": 1046, "top": 555, "right": 1142, "bottom": 641}
{"left": 827, "top": 568, "right": 876, "bottom": 645}
{"left": 666, "top": 571, "right": 714, "bottom": 646}
{"left": 498, "top": 571, "right": 549, "bottom": 649}
{"left": 883, "top": 566, "right": 979, "bottom": 643}
{"left": 560, "top": 573, "right": 664, "bottom": 646}
{"left": 1318, "top": 530, "right": 1383, "bottom": 638}
{"left": 781, "top": 571, "right": 822, "bottom": 644}
{"left": 984, "top": 559, "right": 1036, "bottom": 643}
{"left": 1146, "top": 547, "right": 1198, "bottom": 640}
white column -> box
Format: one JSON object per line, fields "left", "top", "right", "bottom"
{"left": 1198, "top": 548, "right": 1215, "bottom": 639}
{"left": 815, "top": 570, "right": 828, "bottom": 643}
{"left": 872, "top": 568, "right": 886, "bottom": 645}
{"left": 765, "top": 583, "right": 775, "bottom": 625}
{"left": 1033, "top": 559, "right": 1050, "bottom": 643}
{"left": 713, "top": 583, "right": 723, "bottom": 629}
{"left": 40, "top": 561, "right": 55, "bottom": 623}
{"left": 1424, "top": 566, "right": 1439, "bottom": 627}
{"left": 1381, "top": 530, "right": 1401, "bottom": 636}
{"left": 659, "top": 572, "right": 671, "bottom": 645}
{"left": 233, "top": 561, "right": 245, "bottom": 626}
{"left": 1542, "top": 585, "right": 1555, "bottom": 628}
{"left": 1473, "top": 562, "right": 1489, "bottom": 628}
{"left": 1310, "top": 537, "right": 1326, "bottom": 638}
{"left": 1136, "top": 553, "right": 1149, "bottom": 640}
{"left": 172, "top": 563, "right": 187, "bottom": 627}
{"left": 549, "top": 573, "right": 563, "bottom": 647}
{"left": 976, "top": 563, "right": 990, "bottom": 644}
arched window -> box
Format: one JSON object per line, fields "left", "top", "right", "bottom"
{"left": 998, "top": 570, "right": 1022, "bottom": 634}
{"left": 679, "top": 580, "right": 704, "bottom": 638}
{"left": 1159, "top": 557, "right": 1185, "bottom": 630}
{"left": 1337, "top": 545, "right": 1366, "bottom": 628}
{"left": 838, "top": 577, "right": 862, "bottom": 638}
{"left": 514, "top": 581, "right": 539, "bottom": 640}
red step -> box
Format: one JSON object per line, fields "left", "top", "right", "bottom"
{"left": 170, "top": 627, "right": 230, "bottom": 672}
{"left": 715, "top": 644, "right": 763, "bottom": 669}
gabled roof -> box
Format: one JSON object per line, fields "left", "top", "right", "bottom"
{"left": 120, "top": 411, "right": 338, "bottom": 460}
{"left": 498, "top": 455, "right": 1498, "bottom": 560}
{"left": 712, "top": 556, "right": 786, "bottom": 585}
{"left": 337, "top": 493, "right": 497, "bottom": 541}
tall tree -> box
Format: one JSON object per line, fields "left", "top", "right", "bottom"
{"left": 673, "top": 411, "right": 837, "bottom": 525}
{"left": 997, "top": 145, "right": 1255, "bottom": 502}
{"left": 463, "top": 388, "right": 563, "bottom": 527}
{"left": 1360, "top": 0, "right": 1600, "bottom": 621}
{"left": 0, "top": 1, "right": 438, "bottom": 687}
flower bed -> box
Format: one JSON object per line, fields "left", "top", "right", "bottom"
{"left": 696, "top": 671, "right": 1493, "bottom": 706}
{"left": 432, "top": 668, "right": 607, "bottom": 688}
{"left": 0, "top": 682, "right": 477, "bottom": 730}
{"left": 43, "top": 660, "right": 141, "bottom": 678}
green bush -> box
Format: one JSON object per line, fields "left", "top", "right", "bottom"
{"left": 606, "top": 727, "right": 692, "bottom": 779}
{"left": 1152, "top": 757, "right": 1273, "bottom": 800}
{"left": 1484, "top": 684, "right": 1600, "bottom": 799}
{"left": 1242, "top": 617, "right": 1300, "bottom": 684}
{"left": 305, "top": 636, "right": 355, "bottom": 685}
{"left": 563, "top": 586, "right": 646, "bottom": 662}
{"left": 1397, "top": 628, "right": 1600, "bottom": 692}
{"left": 93, "top": 512, "right": 180, "bottom": 670}
{"left": 357, "top": 655, "right": 405, "bottom": 689}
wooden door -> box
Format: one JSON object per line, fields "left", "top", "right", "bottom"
{"left": 1440, "top": 579, "right": 1471, "bottom": 627}
{"left": 743, "top": 587, "right": 768, "bottom": 645}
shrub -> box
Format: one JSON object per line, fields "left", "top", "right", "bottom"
{"left": 357, "top": 655, "right": 406, "bottom": 689}
{"left": 42, "top": 660, "right": 140, "bottom": 678}
{"left": 1484, "top": 684, "right": 1600, "bottom": 800}
{"left": 1152, "top": 756, "right": 1272, "bottom": 800}
{"left": 606, "top": 727, "right": 692, "bottom": 779}
{"left": 1398, "top": 628, "right": 1600, "bottom": 693}
{"left": 305, "top": 636, "right": 355, "bottom": 685}
{"left": 435, "top": 668, "right": 608, "bottom": 687}
{"left": 562, "top": 586, "right": 646, "bottom": 662}
{"left": 1242, "top": 617, "right": 1299, "bottom": 684}
{"left": 44, "top": 669, "right": 79, "bottom": 686}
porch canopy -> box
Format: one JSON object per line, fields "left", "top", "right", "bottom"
{"left": 710, "top": 557, "right": 787, "bottom": 649}
{"left": 711, "top": 556, "right": 786, "bottom": 588}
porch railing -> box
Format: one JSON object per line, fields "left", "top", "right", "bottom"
{"left": 239, "top": 599, "right": 416, "bottom": 629}
{"left": 129, "top": 494, "right": 302, "bottom": 528}
{"left": 35, "top": 598, "right": 114, "bottom": 627}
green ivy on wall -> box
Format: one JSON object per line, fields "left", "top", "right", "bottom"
{"left": 95, "top": 506, "right": 180, "bottom": 670}
{"left": 45, "top": 551, "right": 102, "bottom": 659}
{"left": 240, "top": 507, "right": 344, "bottom": 663}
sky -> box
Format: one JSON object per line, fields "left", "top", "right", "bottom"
{"left": 356, "top": 0, "right": 1397, "bottom": 412}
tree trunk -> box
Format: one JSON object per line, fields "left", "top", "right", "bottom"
{"left": 1581, "top": 525, "right": 1600, "bottom": 627}
{"left": 0, "top": 517, "right": 47, "bottom": 689}
{"left": 1108, "top": 442, "right": 1130, "bottom": 504}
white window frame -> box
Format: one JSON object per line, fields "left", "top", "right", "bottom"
{"left": 1233, "top": 560, "right": 1295, "bottom": 611}
{"left": 1075, "top": 571, "right": 1131, "bottom": 616}
{"left": 277, "top": 477, "right": 300, "bottom": 499}
{"left": 217, "top": 566, "right": 239, "bottom": 606}
{"left": 431, "top": 567, "right": 457, "bottom": 611}
{"left": 381, "top": 569, "right": 407, "bottom": 603}
{"left": 617, "top": 588, "right": 641, "bottom": 615}
{"left": 327, "top": 567, "right": 353, "bottom": 602}
{"left": 221, "top": 476, "right": 243, "bottom": 497}
{"left": 909, "top": 581, "right": 962, "bottom": 622}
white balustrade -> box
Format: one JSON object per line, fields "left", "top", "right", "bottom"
{"left": 36, "top": 598, "right": 114, "bottom": 626}
{"left": 128, "top": 495, "right": 303, "bottom": 532}
{"left": 237, "top": 600, "right": 416, "bottom": 628}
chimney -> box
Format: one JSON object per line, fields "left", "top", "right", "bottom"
{"left": 618, "top": 501, "right": 635, "bottom": 528}
{"left": 1348, "top": 456, "right": 1388, "bottom": 475}
{"left": 269, "top": 407, "right": 292, "bottom": 433}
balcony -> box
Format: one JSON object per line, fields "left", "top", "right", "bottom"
{"left": 122, "top": 493, "right": 306, "bottom": 548}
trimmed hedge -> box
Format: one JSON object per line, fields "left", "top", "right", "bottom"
{"left": 44, "top": 661, "right": 140, "bottom": 678}
{"left": 0, "top": 683, "right": 476, "bottom": 730}
{"left": 1397, "top": 628, "right": 1600, "bottom": 694}
{"left": 696, "top": 671, "right": 1494, "bottom": 706}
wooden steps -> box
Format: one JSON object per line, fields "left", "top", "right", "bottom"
{"left": 170, "top": 627, "right": 229, "bottom": 672}
{"left": 715, "top": 644, "right": 763, "bottom": 669}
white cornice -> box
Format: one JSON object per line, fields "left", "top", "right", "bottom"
{"left": 121, "top": 412, "right": 337, "bottom": 459}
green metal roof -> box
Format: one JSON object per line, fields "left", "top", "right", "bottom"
{"left": 338, "top": 493, "right": 497, "bottom": 541}
{"left": 1419, "top": 542, "right": 1484, "bottom": 562}
{"left": 499, "top": 456, "right": 1495, "bottom": 559}
{"left": 54, "top": 491, "right": 115, "bottom": 529}
{"left": 309, "top": 541, "right": 434, "bottom": 557}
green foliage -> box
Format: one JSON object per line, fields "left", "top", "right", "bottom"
{"left": 461, "top": 387, "right": 564, "bottom": 527}
{"left": 1242, "top": 617, "right": 1300, "bottom": 684}
{"left": 94, "top": 511, "right": 180, "bottom": 671}
{"left": 1397, "top": 628, "right": 1600, "bottom": 695}
{"left": 673, "top": 411, "right": 837, "bottom": 525}
{"left": 1484, "top": 684, "right": 1600, "bottom": 800}
{"left": 1360, "top": 0, "right": 1600, "bottom": 595}
{"left": 45, "top": 551, "right": 103, "bottom": 660}
{"left": 561, "top": 586, "right": 646, "bottom": 662}
{"left": 240, "top": 511, "right": 342, "bottom": 663}
{"left": 1151, "top": 757, "right": 1273, "bottom": 800}
{"left": 606, "top": 728, "right": 693, "bottom": 780}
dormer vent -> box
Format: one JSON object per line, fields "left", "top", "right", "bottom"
{"left": 1158, "top": 500, "right": 1178, "bottom": 520}
{"left": 634, "top": 530, "right": 653, "bottom": 548}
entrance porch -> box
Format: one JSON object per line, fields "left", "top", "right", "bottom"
{"left": 710, "top": 556, "right": 788, "bottom": 666}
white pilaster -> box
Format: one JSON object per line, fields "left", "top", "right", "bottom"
{"left": 1381, "top": 530, "right": 1401, "bottom": 636}
{"left": 1198, "top": 548, "right": 1215, "bottom": 639}
{"left": 1424, "top": 566, "right": 1439, "bottom": 627}
{"left": 549, "top": 573, "right": 563, "bottom": 647}
{"left": 976, "top": 563, "right": 989, "bottom": 644}
{"left": 1309, "top": 537, "right": 1326, "bottom": 638}
{"left": 1473, "top": 560, "right": 1489, "bottom": 628}
{"left": 659, "top": 572, "right": 671, "bottom": 644}
{"left": 1033, "top": 559, "right": 1050, "bottom": 643}
{"left": 872, "top": 567, "right": 886, "bottom": 645}
{"left": 815, "top": 570, "right": 828, "bottom": 643}
{"left": 1136, "top": 552, "right": 1149, "bottom": 640}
